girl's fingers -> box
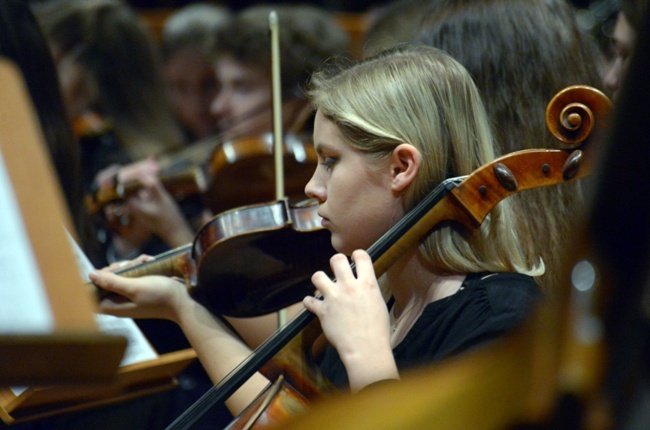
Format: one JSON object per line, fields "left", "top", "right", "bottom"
{"left": 89, "top": 270, "right": 132, "bottom": 297}
{"left": 106, "top": 260, "right": 130, "bottom": 271}
{"left": 134, "top": 254, "right": 154, "bottom": 264}
{"left": 302, "top": 295, "right": 322, "bottom": 315}
{"left": 350, "top": 250, "right": 374, "bottom": 282}
{"left": 311, "top": 270, "right": 332, "bottom": 295}
{"left": 104, "top": 254, "right": 153, "bottom": 272}
{"left": 329, "top": 253, "right": 354, "bottom": 283}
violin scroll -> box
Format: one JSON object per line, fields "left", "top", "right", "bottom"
{"left": 545, "top": 85, "right": 613, "bottom": 147}
{"left": 450, "top": 85, "right": 613, "bottom": 230}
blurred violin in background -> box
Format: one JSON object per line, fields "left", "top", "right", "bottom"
{"left": 72, "top": 110, "right": 113, "bottom": 138}
{"left": 83, "top": 121, "right": 317, "bottom": 226}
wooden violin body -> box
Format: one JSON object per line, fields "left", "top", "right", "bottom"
{"left": 116, "top": 198, "right": 335, "bottom": 318}
{"left": 191, "top": 198, "right": 333, "bottom": 317}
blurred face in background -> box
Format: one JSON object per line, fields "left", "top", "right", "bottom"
{"left": 209, "top": 54, "right": 272, "bottom": 139}
{"left": 164, "top": 47, "right": 219, "bottom": 140}
{"left": 51, "top": 44, "right": 95, "bottom": 121}
{"left": 603, "top": 12, "right": 636, "bottom": 100}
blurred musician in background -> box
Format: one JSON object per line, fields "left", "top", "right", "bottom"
{"left": 603, "top": 0, "right": 649, "bottom": 100}
{"left": 600, "top": 2, "right": 650, "bottom": 428}
{"left": 209, "top": 4, "right": 349, "bottom": 140}
{"left": 33, "top": 0, "right": 192, "bottom": 265}
{"left": 161, "top": 2, "right": 231, "bottom": 142}
{"left": 33, "top": 0, "right": 186, "bottom": 186}
{"left": 414, "top": 0, "right": 605, "bottom": 292}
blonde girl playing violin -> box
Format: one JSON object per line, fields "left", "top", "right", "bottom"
{"left": 91, "top": 45, "right": 543, "bottom": 417}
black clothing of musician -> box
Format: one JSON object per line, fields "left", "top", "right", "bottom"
{"left": 320, "top": 272, "right": 542, "bottom": 388}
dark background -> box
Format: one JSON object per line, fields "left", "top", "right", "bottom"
{"left": 125, "top": 0, "right": 597, "bottom": 12}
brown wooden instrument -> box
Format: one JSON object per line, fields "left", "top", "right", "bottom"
{"left": 72, "top": 110, "right": 113, "bottom": 138}
{"left": 161, "top": 85, "right": 613, "bottom": 430}
{"left": 201, "top": 133, "right": 317, "bottom": 215}
{"left": 84, "top": 164, "right": 210, "bottom": 216}
{"left": 111, "top": 198, "right": 335, "bottom": 318}
{"left": 82, "top": 132, "right": 317, "bottom": 218}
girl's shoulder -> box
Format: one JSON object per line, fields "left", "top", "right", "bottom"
{"left": 461, "top": 272, "right": 542, "bottom": 314}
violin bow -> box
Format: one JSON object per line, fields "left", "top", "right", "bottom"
{"left": 270, "top": 11, "right": 288, "bottom": 329}
{"left": 164, "top": 85, "right": 612, "bottom": 430}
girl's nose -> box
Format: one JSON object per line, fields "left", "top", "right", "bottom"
{"left": 304, "top": 170, "right": 325, "bottom": 203}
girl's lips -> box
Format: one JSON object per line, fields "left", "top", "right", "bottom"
{"left": 320, "top": 217, "right": 329, "bottom": 228}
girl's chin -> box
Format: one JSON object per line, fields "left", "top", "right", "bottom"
{"left": 330, "top": 237, "right": 355, "bottom": 257}
{"left": 330, "top": 236, "right": 344, "bottom": 252}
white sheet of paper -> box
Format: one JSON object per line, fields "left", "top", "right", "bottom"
{"left": 0, "top": 149, "right": 53, "bottom": 334}
{"left": 94, "top": 314, "right": 158, "bottom": 366}
{"left": 67, "top": 233, "right": 157, "bottom": 366}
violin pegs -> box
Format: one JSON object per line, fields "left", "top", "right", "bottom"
{"left": 562, "top": 149, "right": 584, "bottom": 181}
{"left": 493, "top": 162, "right": 518, "bottom": 192}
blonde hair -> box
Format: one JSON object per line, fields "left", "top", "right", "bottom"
{"left": 308, "top": 45, "right": 543, "bottom": 276}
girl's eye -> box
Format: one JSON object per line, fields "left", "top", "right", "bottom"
{"left": 320, "top": 157, "right": 338, "bottom": 172}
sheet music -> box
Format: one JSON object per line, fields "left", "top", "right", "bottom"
{"left": 94, "top": 314, "right": 158, "bottom": 365}
{"left": 67, "top": 233, "right": 158, "bottom": 366}
{"left": 0, "top": 150, "right": 54, "bottom": 334}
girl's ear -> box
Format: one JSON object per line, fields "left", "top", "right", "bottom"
{"left": 390, "top": 143, "right": 420, "bottom": 192}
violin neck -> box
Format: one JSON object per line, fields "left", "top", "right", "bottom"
{"left": 116, "top": 244, "right": 196, "bottom": 285}
{"left": 157, "top": 135, "right": 221, "bottom": 172}
{"left": 120, "top": 168, "right": 209, "bottom": 200}
{"left": 366, "top": 176, "right": 464, "bottom": 276}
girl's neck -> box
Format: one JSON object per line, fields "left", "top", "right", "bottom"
{"left": 385, "top": 247, "right": 465, "bottom": 318}
{"left": 385, "top": 247, "right": 466, "bottom": 347}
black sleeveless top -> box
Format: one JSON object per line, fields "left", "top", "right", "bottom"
{"left": 319, "top": 272, "right": 542, "bottom": 389}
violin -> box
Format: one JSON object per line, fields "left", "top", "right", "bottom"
{"left": 107, "top": 23, "right": 322, "bottom": 315}
{"left": 111, "top": 198, "right": 336, "bottom": 318}
{"left": 83, "top": 163, "right": 210, "bottom": 217}
{"left": 160, "top": 85, "right": 613, "bottom": 430}
{"left": 83, "top": 126, "right": 317, "bottom": 218}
